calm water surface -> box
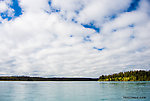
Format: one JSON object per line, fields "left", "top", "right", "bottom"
{"left": 0, "top": 81, "right": 150, "bottom": 101}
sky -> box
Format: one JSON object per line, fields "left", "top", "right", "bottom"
{"left": 0, "top": 0, "right": 150, "bottom": 77}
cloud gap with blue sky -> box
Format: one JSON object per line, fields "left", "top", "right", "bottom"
{"left": 0, "top": 0, "right": 150, "bottom": 77}
{"left": 126, "top": 0, "right": 141, "bottom": 12}
{"left": 0, "top": 0, "right": 22, "bottom": 22}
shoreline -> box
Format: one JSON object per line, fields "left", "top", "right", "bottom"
{"left": 0, "top": 76, "right": 99, "bottom": 81}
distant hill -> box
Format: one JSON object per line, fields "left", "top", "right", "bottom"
{"left": 99, "top": 70, "right": 150, "bottom": 81}
{"left": 0, "top": 76, "right": 98, "bottom": 81}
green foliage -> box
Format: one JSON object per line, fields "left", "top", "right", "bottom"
{"left": 99, "top": 70, "right": 150, "bottom": 81}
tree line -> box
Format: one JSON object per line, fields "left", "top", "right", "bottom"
{"left": 0, "top": 76, "right": 98, "bottom": 81}
{"left": 99, "top": 70, "right": 150, "bottom": 81}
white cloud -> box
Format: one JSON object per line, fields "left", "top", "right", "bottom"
{"left": 0, "top": 0, "right": 150, "bottom": 77}
{"left": 0, "top": 0, "right": 13, "bottom": 12}
{"left": 77, "top": 0, "right": 132, "bottom": 24}
{"left": 0, "top": 2, "right": 8, "bottom": 12}
{"left": 0, "top": 0, "right": 14, "bottom": 23}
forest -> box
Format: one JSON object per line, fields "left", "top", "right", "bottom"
{"left": 0, "top": 76, "right": 98, "bottom": 81}
{"left": 0, "top": 70, "right": 150, "bottom": 81}
{"left": 99, "top": 70, "right": 150, "bottom": 81}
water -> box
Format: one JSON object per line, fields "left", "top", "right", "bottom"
{"left": 0, "top": 81, "right": 150, "bottom": 101}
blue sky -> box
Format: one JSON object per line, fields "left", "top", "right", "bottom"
{"left": 0, "top": 0, "right": 150, "bottom": 77}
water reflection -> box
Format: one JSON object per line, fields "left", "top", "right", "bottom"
{"left": 98, "top": 81, "right": 150, "bottom": 101}
{"left": 0, "top": 81, "right": 149, "bottom": 101}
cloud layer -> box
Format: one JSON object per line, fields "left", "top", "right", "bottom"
{"left": 0, "top": 0, "right": 150, "bottom": 77}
